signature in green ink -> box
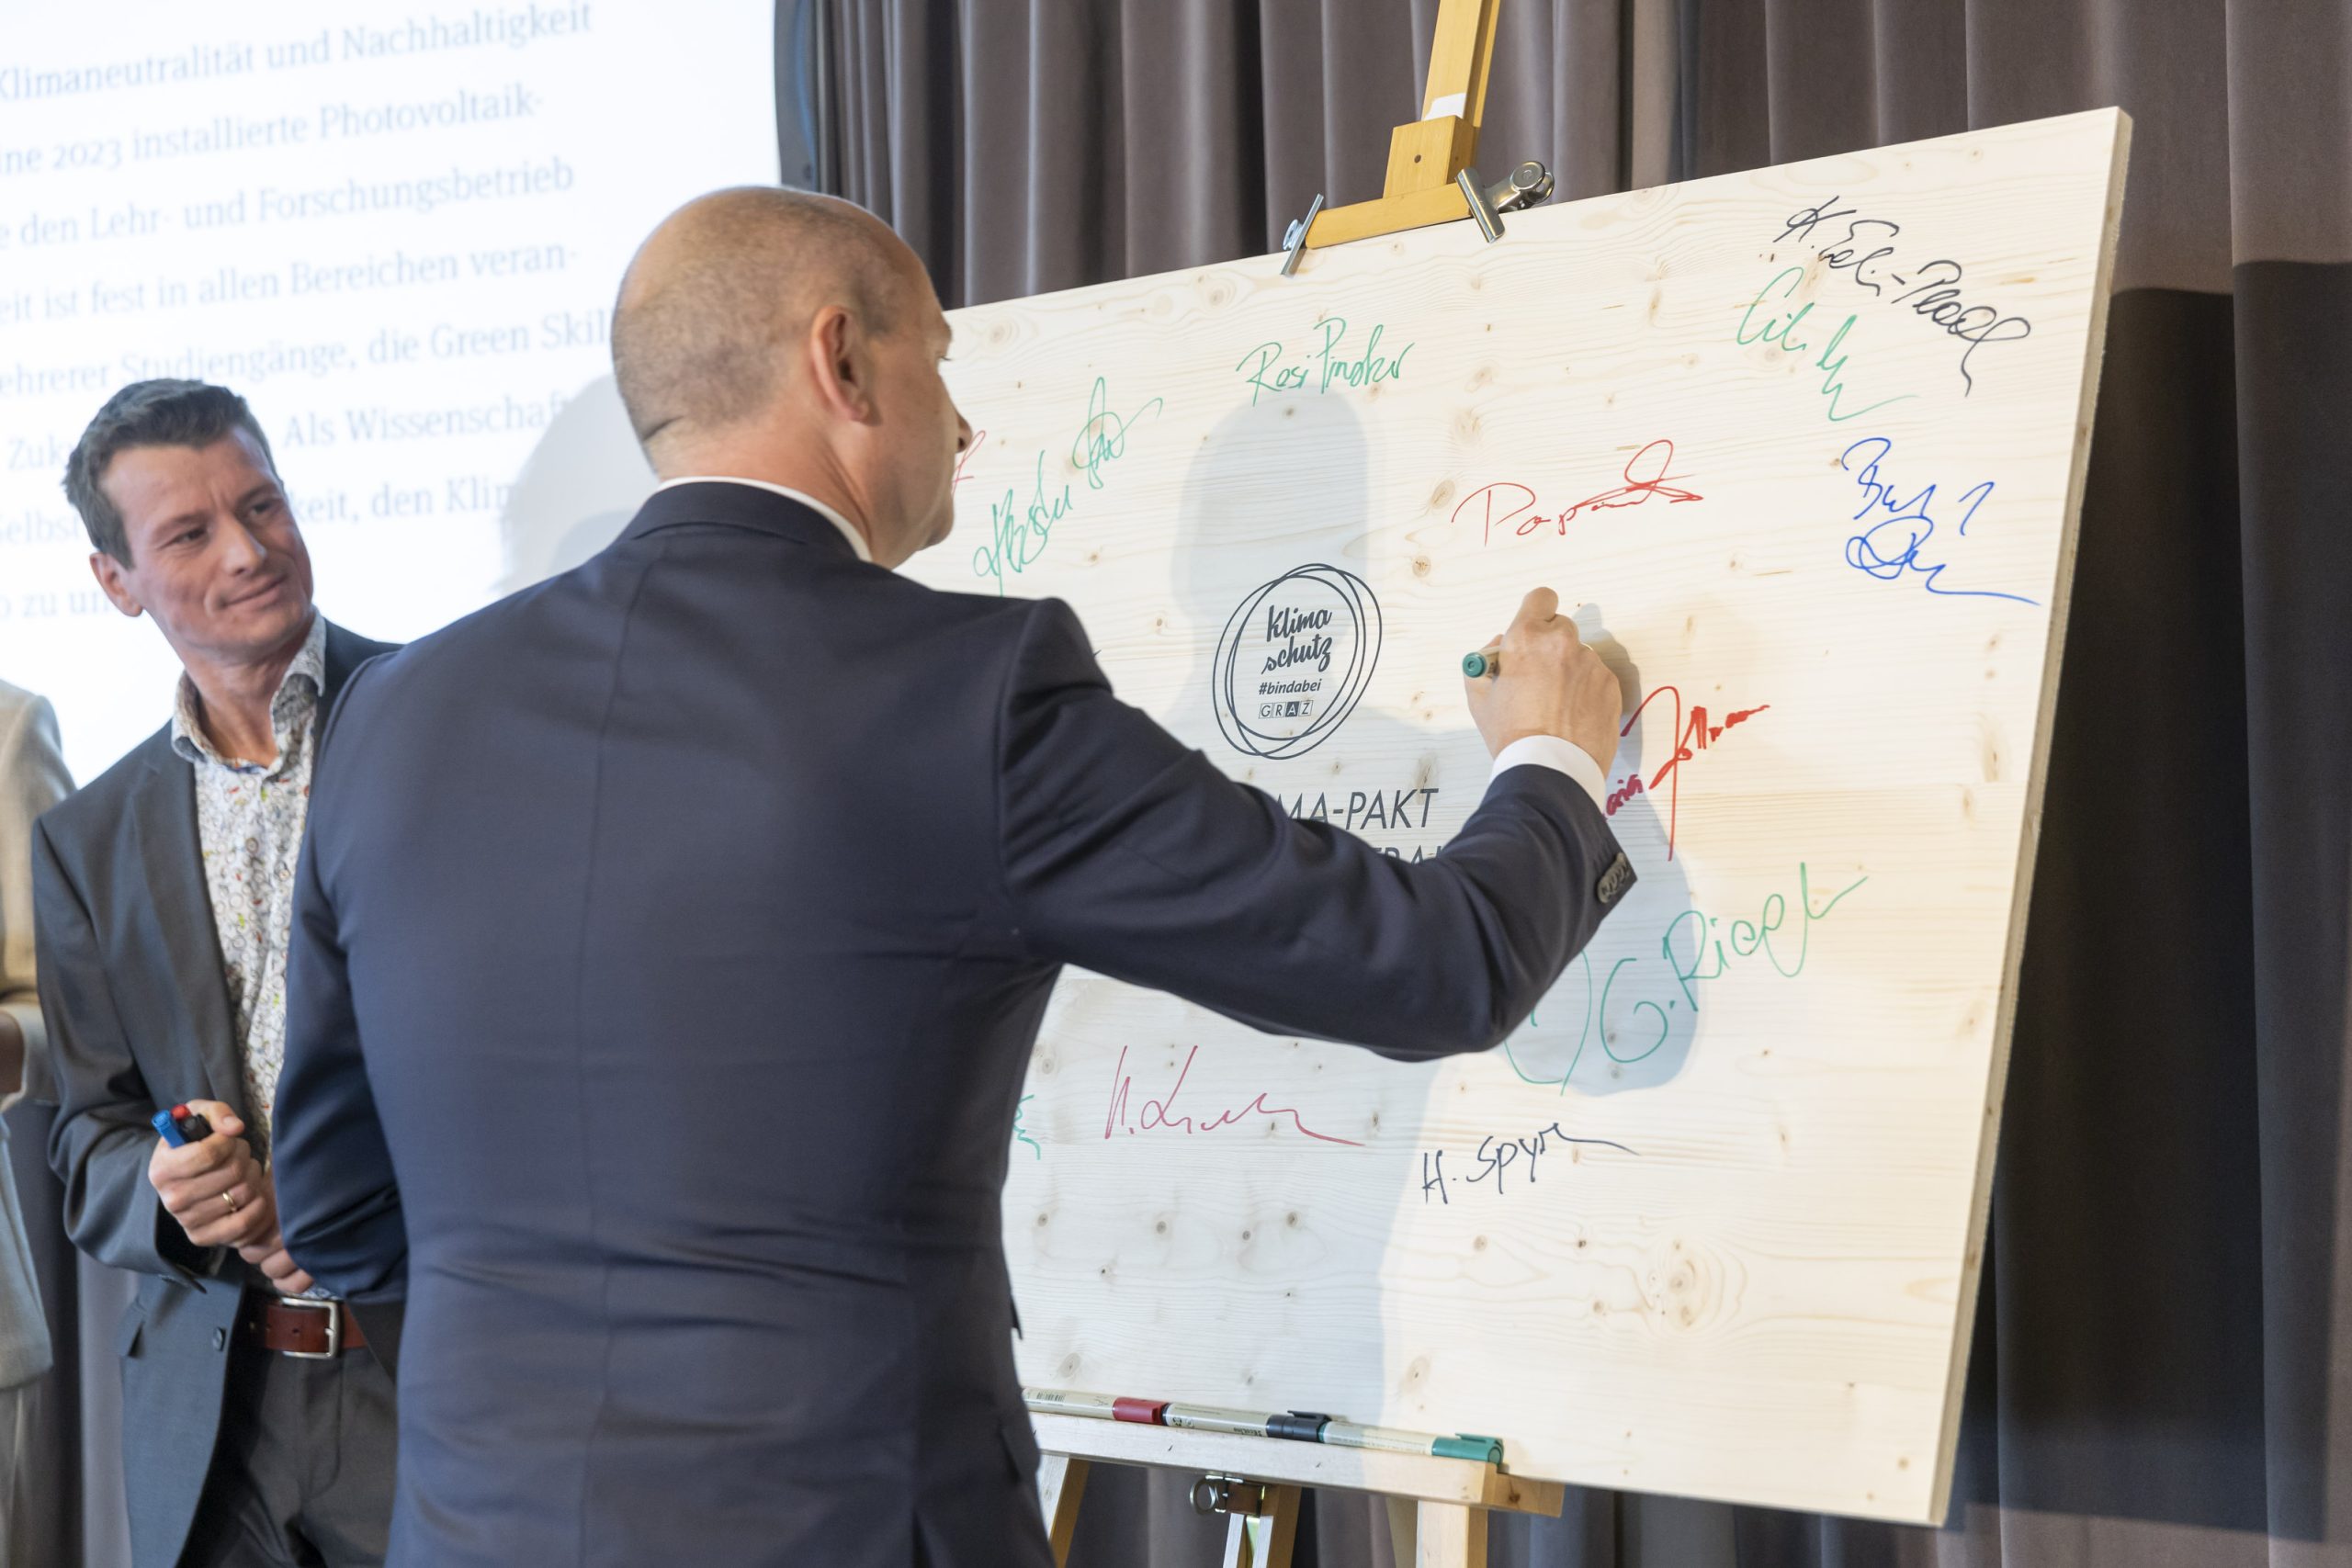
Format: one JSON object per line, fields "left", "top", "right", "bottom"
{"left": 1236, "top": 316, "right": 1414, "bottom": 405}
{"left": 1659, "top": 862, "right": 1868, "bottom": 1004}
{"left": 1013, "top": 1094, "right": 1042, "bottom": 1159}
{"left": 1736, "top": 266, "right": 1917, "bottom": 423}
{"left": 971, "top": 450, "right": 1073, "bottom": 595}
{"left": 1069, "top": 376, "right": 1163, "bottom": 491}
{"left": 1501, "top": 863, "right": 1867, "bottom": 1093}
{"left": 969, "top": 378, "right": 1162, "bottom": 592}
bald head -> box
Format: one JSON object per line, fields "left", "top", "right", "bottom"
{"left": 612, "top": 187, "right": 917, "bottom": 461}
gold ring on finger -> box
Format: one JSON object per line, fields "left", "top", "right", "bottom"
{"left": 220, "top": 1190, "right": 241, "bottom": 1215}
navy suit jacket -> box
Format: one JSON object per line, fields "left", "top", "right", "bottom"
{"left": 274, "top": 483, "right": 1630, "bottom": 1568}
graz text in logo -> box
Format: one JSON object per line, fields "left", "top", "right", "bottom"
{"left": 1213, "top": 564, "right": 1382, "bottom": 760}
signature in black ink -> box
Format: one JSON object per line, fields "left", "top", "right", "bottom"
{"left": 1839, "top": 436, "right": 2037, "bottom": 604}
{"left": 1419, "top": 1121, "right": 1638, "bottom": 1204}
{"left": 1775, "top": 197, "right": 2034, "bottom": 395}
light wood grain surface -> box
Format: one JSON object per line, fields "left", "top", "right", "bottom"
{"left": 908, "top": 108, "right": 2131, "bottom": 1523}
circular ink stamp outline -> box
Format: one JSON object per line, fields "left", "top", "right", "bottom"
{"left": 1213, "top": 563, "right": 1384, "bottom": 760}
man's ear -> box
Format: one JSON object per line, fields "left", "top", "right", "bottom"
{"left": 805, "top": 305, "right": 880, "bottom": 425}
{"left": 88, "top": 550, "right": 144, "bottom": 620}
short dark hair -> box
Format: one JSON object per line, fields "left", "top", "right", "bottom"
{"left": 63, "top": 379, "right": 278, "bottom": 565}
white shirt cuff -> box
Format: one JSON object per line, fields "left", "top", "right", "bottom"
{"left": 1487, "top": 735, "right": 1608, "bottom": 811}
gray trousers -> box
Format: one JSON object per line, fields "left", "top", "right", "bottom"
{"left": 175, "top": 1326, "right": 396, "bottom": 1568}
{"left": 0, "top": 1378, "right": 35, "bottom": 1568}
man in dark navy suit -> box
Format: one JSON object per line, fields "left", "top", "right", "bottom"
{"left": 272, "top": 189, "right": 1634, "bottom": 1568}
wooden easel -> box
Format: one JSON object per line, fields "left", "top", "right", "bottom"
{"left": 1031, "top": 8, "right": 1560, "bottom": 1563}
{"left": 1032, "top": 1414, "right": 1562, "bottom": 1568}
{"left": 1291, "top": 0, "right": 1546, "bottom": 254}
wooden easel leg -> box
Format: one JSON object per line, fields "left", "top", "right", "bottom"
{"left": 1218, "top": 1482, "right": 1300, "bottom": 1568}
{"left": 1036, "top": 1453, "right": 1090, "bottom": 1567}
{"left": 1412, "top": 1499, "right": 1488, "bottom": 1568}
{"left": 1385, "top": 1495, "right": 1419, "bottom": 1568}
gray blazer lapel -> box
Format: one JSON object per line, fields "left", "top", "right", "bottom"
{"left": 131, "top": 744, "right": 249, "bottom": 1126}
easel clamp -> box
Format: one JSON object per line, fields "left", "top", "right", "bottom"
{"left": 1279, "top": 0, "right": 1555, "bottom": 260}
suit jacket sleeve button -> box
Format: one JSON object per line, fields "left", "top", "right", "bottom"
{"left": 212, "top": 1328, "right": 227, "bottom": 1351}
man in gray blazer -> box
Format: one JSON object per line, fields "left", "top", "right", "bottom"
{"left": 0, "top": 680, "right": 67, "bottom": 1567}
{"left": 35, "top": 380, "right": 399, "bottom": 1567}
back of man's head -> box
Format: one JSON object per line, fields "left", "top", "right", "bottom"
{"left": 612, "top": 187, "right": 907, "bottom": 466}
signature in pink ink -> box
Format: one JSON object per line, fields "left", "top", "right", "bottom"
{"left": 1102, "top": 1045, "right": 1363, "bottom": 1147}
{"left": 1609, "top": 686, "right": 1770, "bottom": 859}
{"left": 1454, "top": 440, "right": 1704, "bottom": 546}
{"left": 952, "top": 429, "right": 989, "bottom": 490}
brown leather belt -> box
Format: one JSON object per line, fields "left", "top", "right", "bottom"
{"left": 240, "top": 1296, "right": 368, "bottom": 1359}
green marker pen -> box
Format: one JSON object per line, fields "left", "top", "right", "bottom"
{"left": 1462, "top": 649, "right": 1501, "bottom": 679}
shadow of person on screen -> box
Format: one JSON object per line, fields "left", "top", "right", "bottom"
{"left": 495, "top": 374, "right": 657, "bottom": 592}
{"left": 1160, "top": 393, "right": 1699, "bottom": 1100}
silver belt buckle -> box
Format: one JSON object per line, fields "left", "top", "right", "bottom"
{"left": 280, "top": 1297, "right": 342, "bottom": 1360}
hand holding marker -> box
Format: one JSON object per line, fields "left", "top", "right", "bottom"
{"left": 1461, "top": 590, "right": 1624, "bottom": 776}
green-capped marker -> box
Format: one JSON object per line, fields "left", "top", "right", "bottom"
{"left": 1462, "top": 650, "right": 1498, "bottom": 679}
{"left": 1431, "top": 1433, "right": 1505, "bottom": 1464}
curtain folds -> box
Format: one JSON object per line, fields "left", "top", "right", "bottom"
{"left": 803, "top": 2, "right": 2352, "bottom": 1562}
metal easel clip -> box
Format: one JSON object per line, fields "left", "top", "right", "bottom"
{"left": 1455, "top": 159, "right": 1554, "bottom": 244}
{"left": 1280, "top": 194, "right": 1327, "bottom": 276}
{"left": 1456, "top": 166, "right": 1505, "bottom": 243}
{"left": 1487, "top": 160, "right": 1555, "bottom": 212}
{"left": 1191, "top": 1473, "right": 1272, "bottom": 1516}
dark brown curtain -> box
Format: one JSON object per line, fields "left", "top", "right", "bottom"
{"left": 798, "top": 1, "right": 2352, "bottom": 1563}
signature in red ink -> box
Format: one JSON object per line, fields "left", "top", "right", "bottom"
{"left": 1102, "top": 1045, "right": 1363, "bottom": 1147}
{"left": 952, "top": 429, "right": 989, "bottom": 490}
{"left": 1453, "top": 440, "right": 1704, "bottom": 546}
{"left": 1608, "top": 685, "right": 1770, "bottom": 860}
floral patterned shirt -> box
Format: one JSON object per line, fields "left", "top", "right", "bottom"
{"left": 168, "top": 615, "right": 326, "bottom": 1159}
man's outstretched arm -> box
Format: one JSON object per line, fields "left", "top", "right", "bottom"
{"left": 998, "top": 588, "right": 1633, "bottom": 1057}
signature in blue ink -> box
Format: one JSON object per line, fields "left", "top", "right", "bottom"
{"left": 1069, "top": 376, "right": 1163, "bottom": 491}
{"left": 1736, "top": 266, "right": 1917, "bottom": 424}
{"left": 1839, "top": 436, "right": 2038, "bottom": 604}
{"left": 971, "top": 451, "right": 1074, "bottom": 595}
{"left": 1013, "top": 1094, "right": 1042, "bottom": 1160}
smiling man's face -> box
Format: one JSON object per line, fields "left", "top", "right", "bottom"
{"left": 90, "top": 428, "right": 315, "bottom": 669}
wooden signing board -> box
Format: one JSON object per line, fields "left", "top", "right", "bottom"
{"left": 908, "top": 109, "right": 2131, "bottom": 1523}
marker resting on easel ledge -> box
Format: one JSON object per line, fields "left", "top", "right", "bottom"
{"left": 1023, "top": 1387, "right": 1504, "bottom": 1466}
{"left": 1462, "top": 649, "right": 1500, "bottom": 679}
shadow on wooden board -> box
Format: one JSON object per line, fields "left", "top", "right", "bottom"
{"left": 1170, "top": 393, "right": 1700, "bottom": 1100}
